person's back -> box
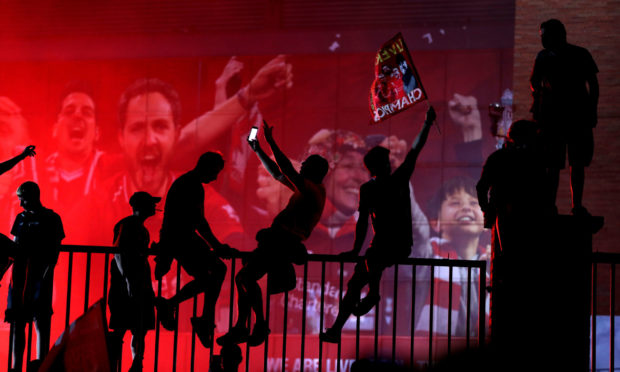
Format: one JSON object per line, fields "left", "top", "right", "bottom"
{"left": 533, "top": 43, "right": 597, "bottom": 124}
{"left": 361, "top": 171, "right": 412, "bottom": 251}
{"left": 485, "top": 146, "right": 546, "bottom": 217}
{"left": 271, "top": 176, "right": 325, "bottom": 241}
{"left": 161, "top": 170, "right": 205, "bottom": 236}
{"left": 531, "top": 18, "right": 598, "bottom": 128}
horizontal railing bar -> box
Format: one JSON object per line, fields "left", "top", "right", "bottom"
{"left": 60, "top": 245, "right": 487, "bottom": 268}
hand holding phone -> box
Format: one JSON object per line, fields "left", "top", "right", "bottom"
{"left": 248, "top": 126, "right": 259, "bottom": 142}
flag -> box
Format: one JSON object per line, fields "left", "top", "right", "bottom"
{"left": 369, "top": 33, "right": 427, "bottom": 124}
{"left": 39, "top": 299, "right": 112, "bottom": 372}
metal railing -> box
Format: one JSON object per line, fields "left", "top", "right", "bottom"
{"left": 591, "top": 252, "right": 620, "bottom": 372}
{"left": 4, "top": 245, "right": 490, "bottom": 371}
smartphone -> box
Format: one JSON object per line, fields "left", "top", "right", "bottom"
{"left": 248, "top": 126, "right": 259, "bottom": 141}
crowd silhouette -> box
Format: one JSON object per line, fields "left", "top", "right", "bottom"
{"left": 0, "top": 18, "right": 602, "bottom": 372}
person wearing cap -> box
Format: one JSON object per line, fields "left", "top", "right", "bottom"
{"left": 108, "top": 191, "right": 160, "bottom": 372}
{"left": 7, "top": 181, "right": 64, "bottom": 372}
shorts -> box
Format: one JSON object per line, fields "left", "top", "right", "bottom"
{"left": 163, "top": 232, "right": 222, "bottom": 279}
{"left": 542, "top": 125, "right": 594, "bottom": 169}
{"left": 5, "top": 260, "right": 54, "bottom": 323}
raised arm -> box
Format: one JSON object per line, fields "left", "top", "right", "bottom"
{"left": 263, "top": 120, "right": 303, "bottom": 190}
{"left": 394, "top": 106, "right": 435, "bottom": 179}
{"left": 248, "top": 132, "right": 294, "bottom": 190}
{"left": 0, "top": 145, "right": 35, "bottom": 176}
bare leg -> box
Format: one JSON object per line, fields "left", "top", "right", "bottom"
{"left": 11, "top": 321, "right": 26, "bottom": 371}
{"left": 233, "top": 271, "right": 251, "bottom": 329}
{"left": 35, "top": 316, "right": 51, "bottom": 360}
{"left": 570, "top": 165, "right": 585, "bottom": 210}
{"left": 328, "top": 269, "right": 367, "bottom": 333}
{"left": 130, "top": 330, "right": 146, "bottom": 372}
{"left": 201, "top": 259, "right": 227, "bottom": 321}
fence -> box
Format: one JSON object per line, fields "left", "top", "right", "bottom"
{"left": 1, "top": 244, "right": 490, "bottom": 371}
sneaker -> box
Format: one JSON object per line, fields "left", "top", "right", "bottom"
{"left": 216, "top": 326, "right": 249, "bottom": 346}
{"left": 26, "top": 359, "right": 42, "bottom": 372}
{"left": 352, "top": 294, "right": 380, "bottom": 317}
{"left": 248, "top": 322, "right": 271, "bottom": 347}
{"left": 319, "top": 328, "right": 341, "bottom": 344}
{"left": 128, "top": 361, "right": 143, "bottom": 372}
{"left": 155, "top": 297, "right": 177, "bottom": 331}
{"left": 191, "top": 316, "right": 215, "bottom": 348}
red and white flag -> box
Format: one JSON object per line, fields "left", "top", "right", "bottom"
{"left": 369, "top": 33, "right": 427, "bottom": 124}
{"left": 39, "top": 300, "right": 112, "bottom": 372}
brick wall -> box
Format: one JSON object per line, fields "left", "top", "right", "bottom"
{"left": 514, "top": 0, "right": 620, "bottom": 252}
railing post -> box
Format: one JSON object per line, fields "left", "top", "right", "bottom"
{"left": 610, "top": 264, "right": 615, "bottom": 372}
{"left": 591, "top": 261, "right": 597, "bottom": 372}
{"left": 478, "top": 261, "right": 486, "bottom": 349}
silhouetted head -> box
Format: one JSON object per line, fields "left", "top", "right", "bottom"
{"left": 129, "top": 191, "right": 161, "bottom": 218}
{"left": 506, "top": 120, "right": 538, "bottom": 147}
{"left": 364, "top": 146, "right": 391, "bottom": 178}
{"left": 194, "top": 151, "right": 225, "bottom": 184}
{"left": 220, "top": 343, "right": 243, "bottom": 371}
{"left": 300, "top": 154, "right": 329, "bottom": 184}
{"left": 540, "top": 19, "right": 567, "bottom": 50}
{"left": 16, "top": 181, "right": 42, "bottom": 212}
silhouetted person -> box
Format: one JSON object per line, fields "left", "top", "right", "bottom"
{"left": 209, "top": 342, "right": 243, "bottom": 372}
{"left": 530, "top": 19, "right": 599, "bottom": 216}
{"left": 154, "top": 152, "right": 237, "bottom": 348}
{"left": 320, "top": 106, "right": 435, "bottom": 343}
{"left": 217, "top": 120, "right": 328, "bottom": 347}
{"left": 476, "top": 120, "right": 546, "bottom": 349}
{"left": 108, "top": 191, "right": 160, "bottom": 372}
{"left": 7, "top": 181, "right": 64, "bottom": 372}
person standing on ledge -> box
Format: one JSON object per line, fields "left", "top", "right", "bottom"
{"left": 530, "top": 18, "right": 599, "bottom": 216}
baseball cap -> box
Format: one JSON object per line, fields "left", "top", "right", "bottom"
{"left": 129, "top": 191, "right": 161, "bottom": 209}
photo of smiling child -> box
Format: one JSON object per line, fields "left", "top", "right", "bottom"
{"left": 413, "top": 176, "right": 491, "bottom": 337}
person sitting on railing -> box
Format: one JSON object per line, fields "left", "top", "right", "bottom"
{"left": 319, "top": 106, "right": 435, "bottom": 344}
{"left": 6, "top": 181, "right": 64, "bottom": 372}
{"left": 153, "top": 152, "right": 239, "bottom": 349}
{"left": 108, "top": 191, "right": 161, "bottom": 372}
{"left": 217, "top": 119, "right": 328, "bottom": 347}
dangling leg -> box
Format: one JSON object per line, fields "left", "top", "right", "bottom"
{"left": 128, "top": 329, "right": 146, "bottom": 372}
{"left": 570, "top": 165, "right": 588, "bottom": 215}
{"left": 320, "top": 264, "right": 369, "bottom": 343}
{"left": 11, "top": 320, "right": 26, "bottom": 372}
{"left": 34, "top": 315, "right": 52, "bottom": 361}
